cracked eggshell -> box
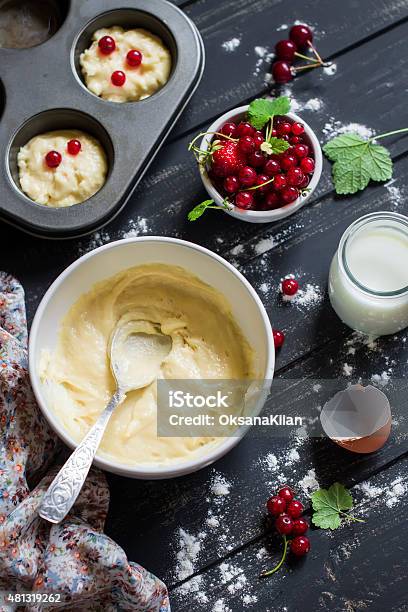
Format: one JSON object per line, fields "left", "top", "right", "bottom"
{"left": 320, "top": 384, "right": 391, "bottom": 454}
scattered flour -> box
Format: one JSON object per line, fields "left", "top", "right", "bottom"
{"left": 222, "top": 37, "right": 241, "bottom": 52}
{"left": 254, "top": 236, "right": 275, "bottom": 256}
{"left": 313, "top": 384, "right": 322, "bottom": 393}
{"left": 323, "top": 63, "right": 337, "bottom": 76}
{"left": 211, "top": 473, "right": 231, "bottom": 497}
{"left": 293, "top": 283, "right": 323, "bottom": 309}
{"left": 253, "top": 46, "right": 274, "bottom": 76}
{"left": 357, "top": 475, "right": 406, "bottom": 510}
{"left": 243, "top": 594, "right": 258, "bottom": 606}
{"left": 256, "top": 546, "right": 268, "bottom": 560}
{"left": 286, "top": 448, "right": 300, "bottom": 465}
{"left": 386, "top": 478, "right": 406, "bottom": 507}
{"left": 276, "top": 24, "right": 288, "bottom": 31}
{"left": 371, "top": 371, "right": 391, "bottom": 387}
{"left": 298, "top": 469, "right": 320, "bottom": 495}
{"left": 322, "top": 119, "right": 374, "bottom": 140}
{"left": 207, "top": 515, "right": 220, "bottom": 528}
{"left": 259, "top": 282, "right": 269, "bottom": 295}
{"left": 121, "top": 216, "right": 150, "bottom": 238}
{"left": 343, "top": 363, "right": 353, "bottom": 377}
{"left": 213, "top": 599, "right": 232, "bottom": 612}
{"left": 303, "top": 97, "right": 324, "bottom": 111}
{"left": 281, "top": 87, "right": 324, "bottom": 113}
{"left": 357, "top": 482, "right": 383, "bottom": 499}
{"left": 175, "top": 529, "right": 206, "bottom": 581}
{"left": 385, "top": 178, "right": 404, "bottom": 209}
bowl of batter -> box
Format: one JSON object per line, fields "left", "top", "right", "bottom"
{"left": 29, "top": 238, "right": 274, "bottom": 478}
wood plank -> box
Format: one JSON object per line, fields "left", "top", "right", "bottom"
{"left": 104, "top": 324, "right": 408, "bottom": 586}
{"left": 170, "top": 0, "right": 408, "bottom": 139}
{"left": 170, "top": 456, "right": 408, "bottom": 611}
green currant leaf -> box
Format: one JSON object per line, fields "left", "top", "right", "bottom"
{"left": 248, "top": 96, "right": 291, "bottom": 130}
{"left": 267, "top": 137, "right": 290, "bottom": 155}
{"left": 187, "top": 199, "right": 216, "bottom": 221}
{"left": 311, "top": 483, "right": 354, "bottom": 530}
{"left": 324, "top": 132, "right": 394, "bottom": 195}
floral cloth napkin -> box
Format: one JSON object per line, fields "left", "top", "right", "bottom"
{"left": 0, "top": 273, "right": 170, "bottom": 611}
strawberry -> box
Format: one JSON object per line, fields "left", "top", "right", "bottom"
{"left": 211, "top": 141, "right": 246, "bottom": 177}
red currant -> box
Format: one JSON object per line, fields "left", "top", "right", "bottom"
{"left": 289, "top": 24, "right": 313, "bottom": 48}
{"left": 290, "top": 535, "right": 310, "bottom": 556}
{"left": 45, "top": 150, "right": 61, "bottom": 168}
{"left": 286, "top": 500, "right": 304, "bottom": 518}
{"left": 277, "top": 122, "right": 292, "bottom": 136}
{"left": 291, "top": 122, "right": 305, "bottom": 136}
{"left": 237, "top": 122, "right": 255, "bottom": 137}
{"left": 126, "top": 49, "right": 143, "bottom": 67}
{"left": 286, "top": 167, "right": 305, "bottom": 187}
{"left": 111, "top": 70, "right": 126, "bottom": 86}
{"left": 280, "top": 153, "right": 298, "bottom": 171}
{"left": 98, "top": 35, "right": 116, "bottom": 55}
{"left": 264, "top": 158, "right": 280, "bottom": 176}
{"left": 278, "top": 486, "right": 294, "bottom": 503}
{"left": 238, "top": 136, "right": 256, "bottom": 154}
{"left": 273, "top": 174, "right": 287, "bottom": 191}
{"left": 281, "top": 186, "right": 299, "bottom": 204}
{"left": 292, "top": 518, "right": 309, "bottom": 536}
{"left": 253, "top": 132, "right": 264, "bottom": 148}
{"left": 299, "top": 174, "right": 310, "bottom": 189}
{"left": 300, "top": 157, "right": 315, "bottom": 174}
{"left": 281, "top": 278, "right": 299, "bottom": 296}
{"left": 293, "top": 143, "right": 309, "bottom": 159}
{"left": 239, "top": 166, "right": 258, "bottom": 187}
{"left": 224, "top": 175, "right": 240, "bottom": 193}
{"left": 275, "top": 514, "right": 293, "bottom": 535}
{"left": 248, "top": 150, "right": 265, "bottom": 167}
{"left": 275, "top": 39, "right": 297, "bottom": 62}
{"left": 67, "top": 139, "right": 81, "bottom": 156}
{"left": 256, "top": 174, "right": 272, "bottom": 193}
{"left": 264, "top": 191, "right": 280, "bottom": 209}
{"left": 271, "top": 128, "right": 278, "bottom": 137}
{"left": 290, "top": 136, "right": 301, "bottom": 145}
{"left": 220, "top": 122, "right": 238, "bottom": 138}
{"left": 272, "top": 61, "right": 293, "bottom": 83}
{"left": 266, "top": 495, "right": 286, "bottom": 516}
{"left": 235, "top": 191, "right": 254, "bottom": 209}
{"left": 273, "top": 329, "right": 285, "bottom": 348}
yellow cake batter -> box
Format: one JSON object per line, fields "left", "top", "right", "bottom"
{"left": 18, "top": 130, "right": 107, "bottom": 207}
{"left": 40, "top": 264, "right": 254, "bottom": 465}
{"left": 80, "top": 26, "right": 171, "bottom": 103}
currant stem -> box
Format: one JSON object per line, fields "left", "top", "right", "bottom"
{"left": 294, "top": 51, "right": 317, "bottom": 62}
{"left": 259, "top": 535, "right": 288, "bottom": 578}
{"left": 307, "top": 40, "right": 324, "bottom": 64}
{"left": 247, "top": 177, "right": 274, "bottom": 191}
{"left": 295, "top": 62, "right": 322, "bottom": 72}
{"left": 370, "top": 127, "right": 408, "bottom": 141}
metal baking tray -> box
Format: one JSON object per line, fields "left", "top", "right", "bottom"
{"left": 0, "top": 0, "right": 205, "bottom": 238}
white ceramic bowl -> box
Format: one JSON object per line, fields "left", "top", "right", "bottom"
{"left": 200, "top": 105, "right": 323, "bottom": 223}
{"left": 29, "top": 237, "right": 275, "bottom": 479}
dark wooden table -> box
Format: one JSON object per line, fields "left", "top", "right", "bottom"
{"left": 2, "top": 1, "right": 408, "bottom": 610}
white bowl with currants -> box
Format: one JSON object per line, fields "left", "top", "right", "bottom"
{"left": 188, "top": 96, "right": 322, "bottom": 223}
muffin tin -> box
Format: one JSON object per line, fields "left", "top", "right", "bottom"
{"left": 0, "top": 0, "right": 205, "bottom": 238}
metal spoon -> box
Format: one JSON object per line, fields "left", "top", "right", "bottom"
{"left": 38, "top": 319, "right": 172, "bottom": 524}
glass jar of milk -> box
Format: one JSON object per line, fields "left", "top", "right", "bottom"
{"left": 329, "top": 212, "right": 408, "bottom": 336}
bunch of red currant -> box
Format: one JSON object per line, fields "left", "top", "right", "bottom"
{"left": 98, "top": 35, "right": 143, "bottom": 88}
{"left": 272, "top": 24, "right": 329, "bottom": 84}
{"left": 192, "top": 116, "right": 315, "bottom": 212}
{"left": 260, "top": 485, "right": 310, "bottom": 577}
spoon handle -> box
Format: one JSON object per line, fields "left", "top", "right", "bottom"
{"left": 38, "top": 389, "right": 125, "bottom": 524}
